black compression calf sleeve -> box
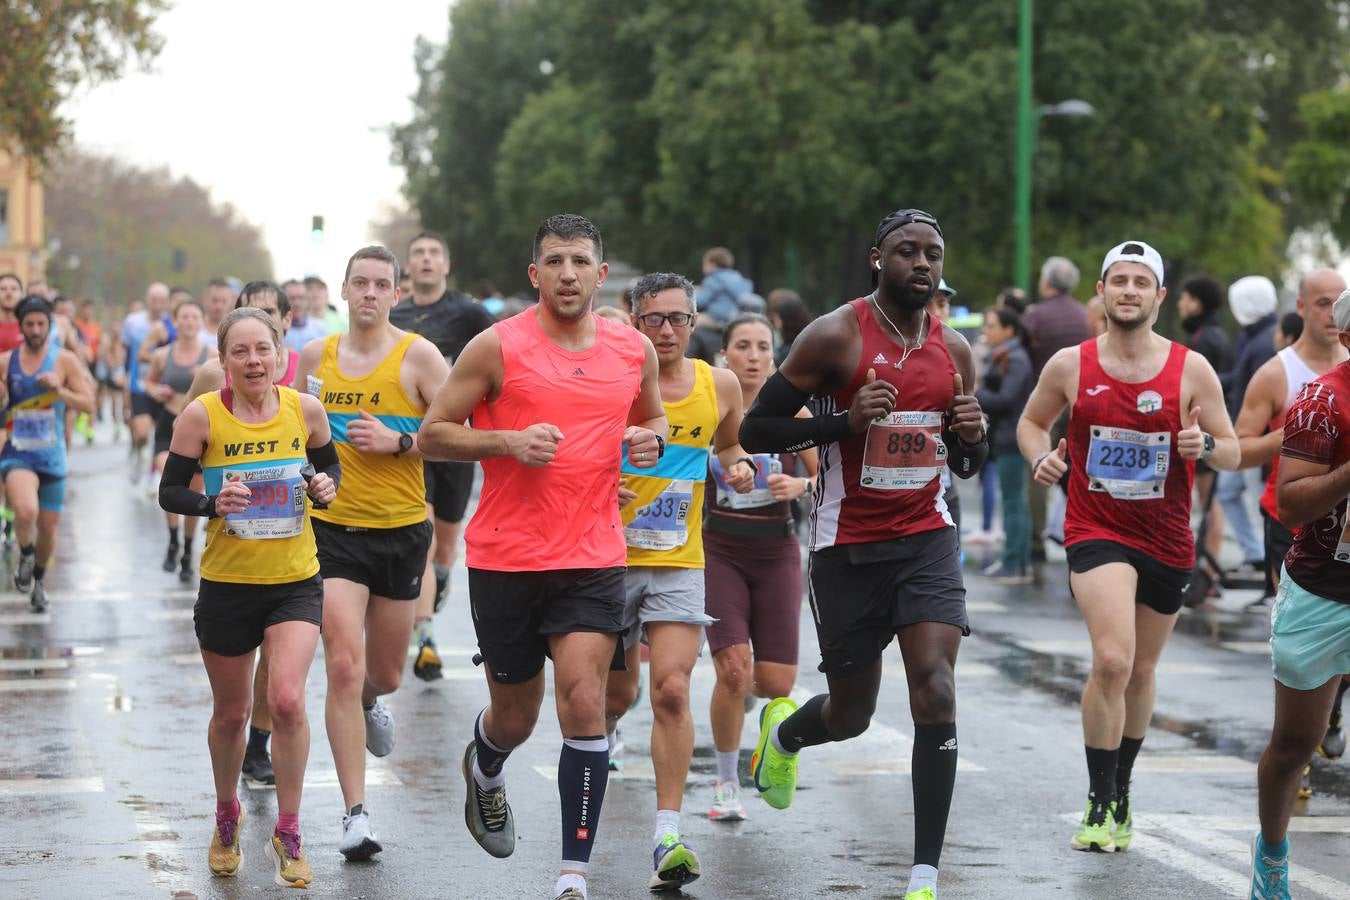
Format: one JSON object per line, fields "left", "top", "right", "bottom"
{"left": 740, "top": 371, "right": 850, "bottom": 453}
{"left": 912, "top": 722, "right": 958, "bottom": 867}
{"left": 158, "top": 451, "right": 218, "bottom": 518}
{"left": 776, "top": 693, "right": 835, "bottom": 750}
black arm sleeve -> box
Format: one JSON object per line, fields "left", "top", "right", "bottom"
{"left": 158, "top": 451, "right": 218, "bottom": 518}
{"left": 739, "top": 371, "right": 851, "bottom": 453}
{"left": 945, "top": 431, "right": 990, "bottom": 479}
{"left": 305, "top": 440, "right": 342, "bottom": 494}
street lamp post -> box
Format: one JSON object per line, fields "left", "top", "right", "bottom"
{"left": 1014, "top": 0, "right": 1094, "bottom": 292}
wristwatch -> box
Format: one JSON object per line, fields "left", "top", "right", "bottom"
{"left": 394, "top": 432, "right": 415, "bottom": 456}
{"left": 1201, "top": 432, "right": 1215, "bottom": 460}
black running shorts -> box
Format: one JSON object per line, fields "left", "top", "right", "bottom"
{"left": 424, "top": 459, "right": 474, "bottom": 524}
{"left": 129, "top": 392, "right": 156, "bottom": 418}
{"left": 1066, "top": 539, "right": 1191, "bottom": 616}
{"left": 313, "top": 518, "right": 433, "bottom": 600}
{"left": 807, "top": 527, "right": 968, "bottom": 676}
{"left": 195, "top": 573, "right": 323, "bottom": 656}
{"left": 467, "top": 566, "right": 626, "bottom": 684}
{"left": 1263, "top": 510, "right": 1296, "bottom": 595}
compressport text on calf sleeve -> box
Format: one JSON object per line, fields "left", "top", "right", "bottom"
{"left": 740, "top": 371, "right": 850, "bottom": 453}
{"left": 158, "top": 451, "right": 219, "bottom": 518}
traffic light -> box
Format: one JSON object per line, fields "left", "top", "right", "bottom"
{"left": 311, "top": 215, "right": 324, "bottom": 242}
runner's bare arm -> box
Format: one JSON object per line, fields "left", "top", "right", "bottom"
{"left": 1018, "top": 346, "right": 1078, "bottom": 480}
{"left": 185, "top": 358, "right": 225, "bottom": 403}
{"left": 710, "top": 366, "right": 754, "bottom": 492}
{"left": 740, "top": 311, "right": 859, "bottom": 452}
{"left": 289, "top": 338, "right": 327, "bottom": 397}
{"left": 56, "top": 351, "right": 96, "bottom": 415}
{"left": 137, "top": 322, "right": 166, "bottom": 364}
{"left": 626, "top": 337, "right": 667, "bottom": 435}
{"left": 1277, "top": 455, "right": 1350, "bottom": 528}
{"left": 1181, "top": 351, "right": 1240, "bottom": 471}
{"left": 416, "top": 328, "right": 524, "bottom": 462}
{"left": 1234, "top": 358, "right": 1284, "bottom": 469}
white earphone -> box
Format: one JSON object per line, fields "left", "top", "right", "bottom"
{"left": 874, "top": 261, "right": 881, "bottom": 271}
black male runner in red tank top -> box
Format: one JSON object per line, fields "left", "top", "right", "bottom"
{"left": 740, "top": 209, "right": 988, "bottom": 900}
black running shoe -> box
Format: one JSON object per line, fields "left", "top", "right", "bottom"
{"left": 30, "top": 578, "right": 47, "bottom": 613}
{"left": 242, "top": 746, "right": 276, "bottom": 785}
{"left": 433, "top": 571, "right": 450, "bottom": 613}
{"left": 179, "top": 551, "right": 194, "bottom": 585}
{"left": 1321, "top": 709, "right": 1346, "bottom": 761}
{"left": 162, "top": 543, "right": 179, "bottom": 573}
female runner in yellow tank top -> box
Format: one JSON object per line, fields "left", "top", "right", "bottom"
{"left": 159, "top": 306, "right": 341, "bottom": 889}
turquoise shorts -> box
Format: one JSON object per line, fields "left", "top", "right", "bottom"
{"left": 1271, "top": 566, "right": 1350, "bottom": 691}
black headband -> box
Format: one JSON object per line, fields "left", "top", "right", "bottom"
{"left": 874, "top": 208, "right": 943, "bottom": 248}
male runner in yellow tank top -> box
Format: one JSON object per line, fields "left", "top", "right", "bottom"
{"left": 293, "top": 245, "right": 449, "bottom": 860}
{"left": 604, "top": 273, "right": 756, "bottom": 890}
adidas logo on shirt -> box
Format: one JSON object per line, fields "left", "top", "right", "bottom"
{"left": 572, "top": 367, "right": 586, "bottom": 376}
{"left": 873, "top": 353, "right": 888, "bottom": 365}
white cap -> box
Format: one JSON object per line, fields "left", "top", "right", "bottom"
{"left": 1229, "top": 275, "right": 1278, "bottom": 326}
{"left": 1335, "top": 289, "right": 1350, "bottom": 332}
{"left": 1100, "top": 240, "right": 1164, "bottom": 288}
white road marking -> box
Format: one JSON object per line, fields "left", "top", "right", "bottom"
{"left": 0, "top": 777, "right": 104, "bottom": 795}
{"left": 0, "top": 678, "right": 76, "bottom": 692}
{"left": 1132, "top": 755, "right": 1255, "bottom": 774}
{"left": 147, "top": 609, "right": 193, "bottom": 622}
{"left": 0, "top": 658, "right": 69, "bottom": 671}
{"left": 248, "top": 767, "right": 403, "bottom": 789}
{"left": 0, "top": 612, "right": 52, "bottom": 625}
{"left": 1018, "top": 639, "right": 1091, "bottom": 655}
{"left": 1221, "top": 641, "right": 1271, "bottom": 655}
{"left": 965, "top": 600, "right": 1007, "bottom": 614}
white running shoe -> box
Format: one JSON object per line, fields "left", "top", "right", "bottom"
{"left": 339, "top": 805, "right": 382, "bottom": 861}
{"left": 708, "top": 779, "right": 748, "bottom": 821}
{"left": 364, "top": 697, "right": 395, "bottom": 757}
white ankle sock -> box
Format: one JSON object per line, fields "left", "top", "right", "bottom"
{"left": 606, "top": 730, "right": 619, "bottom": 753}
{"left": 653, "top": 809, "right": 680, "bottom": 845}
{"left": 715, "top": 750, "right": 739, "bottom": 783}
{"left": 472, "top": 756, "right": 505, "bottom": 791}
{"left": 769, "top": 722, "right": 795, "bottom": 756}
{"left": 554, "top": 873, "right": 586, "bottom": 899}
{"left": 907, "top": 864, "right": 938, "bottom": 894}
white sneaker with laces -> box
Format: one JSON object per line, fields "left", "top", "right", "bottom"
{"left": 339, "top": 806, "right": 382, "bottom": 861}
{"left": 364, "top": 697, "right": 395, "bottom": 757}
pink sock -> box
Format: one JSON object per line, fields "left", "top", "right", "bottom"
{"left": 275, "top": 812, "right": 300, "bottom": 835}
{"left": 216, "top": 797, "right": 240, "bottom": 820}
{"left": 215, "top": 797, "right": 241, "bottom": 847}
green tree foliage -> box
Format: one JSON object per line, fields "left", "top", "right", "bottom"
{"left": 1285, "top": 87, "right": 1350, "bottom": 250}
{"left": 0, "top": 1, "right": 165, "bottom": 164}
{"left": 44, "top": 148, "right": 273, "bottom": 311}
{"left": 394, "top": 0, "right": 1346, "bottom": 308}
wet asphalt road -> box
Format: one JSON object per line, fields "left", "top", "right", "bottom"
{"left": 2, "top": 432, "right": 1349, "bottom": 899}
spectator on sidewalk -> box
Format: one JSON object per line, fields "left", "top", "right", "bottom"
{"left": 1217, "top": 275, "right": 1279, "bottom": 574}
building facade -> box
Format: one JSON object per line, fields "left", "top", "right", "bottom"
{"left": 0, "top": 141, "right": 44, "bottom": 285}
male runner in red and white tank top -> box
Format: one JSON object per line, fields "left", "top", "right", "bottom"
{"left": 418, "top": 214, "right": 667, "bottom": 900}
{"left": 1019, "top": 240, "right": 1240, "bottom": 854}
{"left": 741, "top": 209, "right": 989, "bottom": 900}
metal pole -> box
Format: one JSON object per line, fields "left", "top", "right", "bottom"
{"left": 1014, "top": 0, "right": 1034, "bottom": 292}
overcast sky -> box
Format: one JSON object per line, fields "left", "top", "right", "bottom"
{"left": 67, "top": 0, "right": 451, "bottom": 286}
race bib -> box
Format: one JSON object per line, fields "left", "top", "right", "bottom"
{"left": 10, "top": 407, "right": 57, "bottom": 451}
{"left": 221, "top": 462, "right": 306, "bottom": 540}
{"left": 624, "top": 479, "right": 694, "bottom": 551}
{"left": 1086, "top": 426, "right": 1170, "bottom": 500}
{"left": 712, "top": 454, "right": 781, "bottom": 510}
{"left": 860, "top": 411, "right": 946, "bottom": 491}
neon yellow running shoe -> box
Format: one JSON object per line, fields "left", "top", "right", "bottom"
{"left": 1110, "top": 797, "right": 1133, "bottom": 851}
{"left": 750, "top": 696, "right": 799, "bottom": 810}
{"left": 904, "top": 889, "right": 936, "bottom": 900}
{"left": 265, "top": 832, "right": 312, "bottom": 888}
{"left": 1070, "top": 800, "right": 1116, "bottom": 852}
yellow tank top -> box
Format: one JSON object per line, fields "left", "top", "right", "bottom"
{"left": 621, "top": 359, "right": 720, "bottom": 569}
{"left": 198, "top": 387, "right": 320, "bottom": 584}
{"left": 308, "top": 332, "right": 427, "bottom": 529}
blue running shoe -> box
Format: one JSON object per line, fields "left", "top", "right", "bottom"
{"left": 1249, "top": 832, "right": 1290, "bottom": 900}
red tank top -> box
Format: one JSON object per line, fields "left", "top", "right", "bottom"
{"left": 1065, "top": 338, "right": 1195, "bottom": 569}
{"left": 810, "top": 298, "right": 956, "bottom": 550}
{"left": 0, "top": 321, "right": 21, "bottom": 353}
{"left": 465, "top": 309, "right": 647, "bottom": 571}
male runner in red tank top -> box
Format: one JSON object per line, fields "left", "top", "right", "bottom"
{"left": 418, "top": 215, "right": 667, "bottom": 900}
{"left": 740, "top": 209, "right": 989, "bottom": 900}
{"left": 1019, "top": 240, "right": 1240, "bottom": 854}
